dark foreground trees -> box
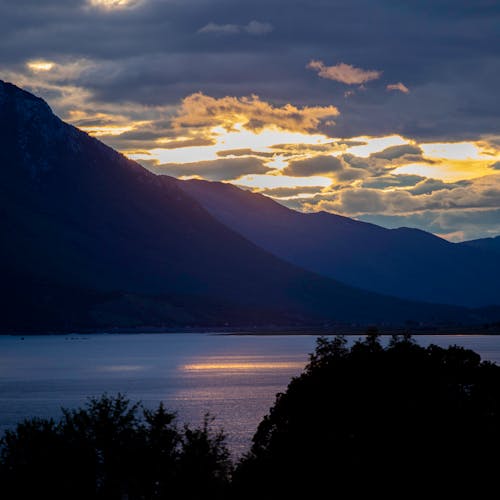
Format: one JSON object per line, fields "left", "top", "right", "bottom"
{"left": 0, "top": 394, "right": 231, "bottom": 500}
{"left": 234, "top": 334, "right": 500, "bottom": 497}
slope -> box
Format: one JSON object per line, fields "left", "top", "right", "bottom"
{"left": 179, "top": 179, "right": 500, "bottom": 307}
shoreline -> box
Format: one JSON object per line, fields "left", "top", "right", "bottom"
{"left": 2, "top": 324, "right": 500, "bottom": 336}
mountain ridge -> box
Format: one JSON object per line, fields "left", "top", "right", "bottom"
{"left": 461, "top": 236, "right": 500, "bottom": 256}
{"left": 178, "top": 178, "right": 500, "bottom": 308}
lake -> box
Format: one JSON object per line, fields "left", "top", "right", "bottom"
{"left": 1, "top": 333, "right": 500, "bottom": 457}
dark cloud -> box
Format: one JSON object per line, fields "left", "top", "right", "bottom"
{"left": 148, "top": 157, "right": 269, "bottom": 181}
{"left": 362, "top": 174, "right": 426, "bottom": 190}
{"left": 217, "top": 148, "right": 275, "bottom": 158}
{"left": 1, "top": 0, "right": 499, "bottom": 139}
{"left": 198, "top": 20, "right": 273, "bottom": 36}
{"left": 371, "top": 144, "right": 422, "bottom": 160}
{"left": 284, "top": 155, "right": 344, "bottom": 176}
{"left": 408, "top": 178, "right": 471, "bottom": 195}
{"left": 282, "top": 154, "right": 367, "bottom": 181}
{"left": 252, "top": 186, "right": 326, "bottom": 198}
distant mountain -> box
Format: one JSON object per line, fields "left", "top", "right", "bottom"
{"left": 179, "top": 179, "right": 500, "bottom": 308}
{"left": 1, "top": 80, "right": 474, "bottom": 332}
{"left": 461, "top": 236, "right": 500, "bottom": 256}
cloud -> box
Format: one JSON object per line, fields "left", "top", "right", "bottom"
{"left": 245, "top": 20, "right": 274, "bottom": 35}
{"left": 284, "top": 155, "right": 344, "bottom": 176}
{"left": 386, "top": 82, "right": 410, "bottom": 94}
{"left": 87, "top": 0, "right": 143, "bottom": 10}
{"left": 254, "top": 185, "right": 327, "bottom": 199}
{"left": 408, "top": 178, "right": 471, "bottom": 195}
{"left": 198, "top": 20, "right": 273, "bottom": 36}
{"left": 371, "top": 144, "right": 422, "bottom": 160}
{"left": 283, "top": 154, "right": 369, "bottom": 182}
{"left": 198, "top": 23, "right": 241, "bottom": 35}
{"left": 26, "top": 60, "right": 55, "bottom": 72}
{"left": 172, "top": 93, "right": 339, "bottom": 134}
{"left": 148, "top": 157, "right": 270, "bottom": 181}
{"left": 307, "top": 60, "right": 382, "bottom": 85}
{"left": 362, "top": 174, "right": 426, "bottom": 190}
{"left": 217, "top": 148, "right": 275, "bottom": 158}
{"left": 301, "top": 175, "right": 500, "bottom": 218}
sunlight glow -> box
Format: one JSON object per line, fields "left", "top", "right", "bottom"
{"left": 26, "top": 60, "right": 55, "bottom": 72}
{"left": 393, "top": 160, "right": 494, "bottom": 181}
{"left": 236, "top": 174, "right": 332, "bottom": 189}
{"left": 420, "top": 142, "right": 483, "bottom": 161}
{"left": 80, "top": 124, "right": 137, "bottom": 136}
{"left": 88, "top": 0, "right": 137, "bottom": 8}
{"left": 345, "top": 135, "right": 409, "bottom": 157}
{"left": 265, "top": 155, "right": 288, "bottom": 170}
{"left": 215, "top": 124, "right": 332, "bottom": 152}
{"left": 130, "top": 123, "right": 333, "bottom": 168}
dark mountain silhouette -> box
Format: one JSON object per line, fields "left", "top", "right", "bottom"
{"left": 179, "top": 179, "right": 500, "bottom": 308}
{"left": 0, "top": 80, "right": 491, "bottom": 331}
{"left": 461, "top": 235, "right": 500, "bottom": 256}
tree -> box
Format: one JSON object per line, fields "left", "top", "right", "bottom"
{"left": 0, "top": 394, "right": 231, "bottom": 500}
{"left": 234, "top": 334, "right": 500, "bottom": 498}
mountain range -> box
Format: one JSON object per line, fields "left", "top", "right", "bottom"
{"left": 0, "top": 80, "right": 498, "bottom": 332}
{"left": 179, "top": 179, "right": 500, "bottom": 308}
{"left": 460, "top": 236, "right": 500, "bottom": 257}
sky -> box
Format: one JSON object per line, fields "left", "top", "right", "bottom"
{"left": 1, "top": 0, "right": 500, "bottom": 241}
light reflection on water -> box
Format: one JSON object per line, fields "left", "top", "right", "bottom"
{"left": 182, "top": 359, "right": 305, "bottom": 372}
{"left": 1, "top": 333, "right": 500, "bottom": 456}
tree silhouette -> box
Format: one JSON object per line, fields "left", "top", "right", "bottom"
{"left": 0, "top": 394, "right": 231, "bottom": 500}
{"left": 234, "top": 334, "right": 500, "bottom": 497}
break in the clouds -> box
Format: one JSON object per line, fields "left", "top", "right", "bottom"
{"left": 307, "top": 60, "right": 382, "bottom": 85}
{"left": 198, "top": 20, "right": 273, "bottom": 36}
{"left": 87, "top": 0, "right": 143, "bottom": 9}
{"left": 1, "top": 0, "right": 500, "bottom": 240}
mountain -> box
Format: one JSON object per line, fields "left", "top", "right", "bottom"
{"left": 2, "top": 80, "right": 475, "bottom": 332}
{"left": 178, "top": 179, "right": 500, "bottom": 308}
{"left": 461, "top": 236, "right": 500, "bottom": 256}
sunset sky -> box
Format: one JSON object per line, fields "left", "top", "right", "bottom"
{"left": 2, "top": 0, "right": 500, "bottom": 240}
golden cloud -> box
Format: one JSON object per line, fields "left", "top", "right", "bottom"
{"left": 307, "top": 60, "right": 382, "bottom": 85}
{"left": 386, "top": 82, "right": 410, "bottom": 94}
{"left": 172, "top": 93, "right": 339, "bottom": 134}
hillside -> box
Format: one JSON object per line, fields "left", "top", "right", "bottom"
{"left": 179, "top": 179, "right": 500, "bottom": 308}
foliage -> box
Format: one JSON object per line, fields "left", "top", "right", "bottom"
{"left": 234, "top": 334, "right": 500, "bottom": 497}
{"left": 0, "top": 394, "right": 231, "bottom": 500}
